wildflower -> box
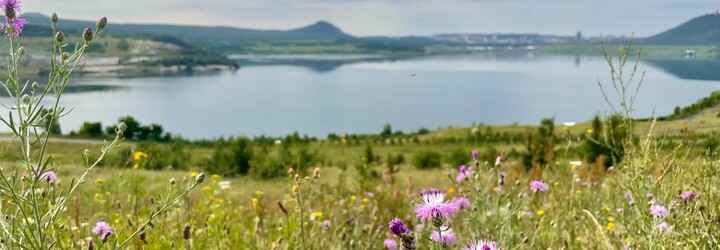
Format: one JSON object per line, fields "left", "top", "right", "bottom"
{"left": 182, "top": 223, "right": 191, "bottom": 240}
{"left": 646, "top": 193, "right": 654, "bottom": 201}
{"left": 536, "top": 210, "right": 545, "bottom": 216}
{"left": 202, "top": 186, "right": 211, "bottom": 192}
{"left": 471, "top": 150, "right": 478, "bottom": 159}
{"left": 91, "top": 221, "right": 112, "bottom": 240}
{"left": 388, "top": 218, "right": 411, "bottom": 236}
{"left": 607, "top": 216, "right": 614, "bottom": 222}
{"left": 320, "top": 219, "right": 331, "bottom": 228}
{"left": 133, "top": 163, "right": 139, "bottom": 169}
{"left": 604, "top": 206, "right": 610, "bottom": 212}
{"left": 457, "top": 165, "right": 472, "bottom": 182}
{"left": 97, "top": 17, "right": 107, "bottom": 29}
{"left": 288, "top": 168, "right": 294, "bottom": 175}
{"left": 313, "top": 166, "right": 321, "bottom": 176}
{"left": 606, "top": 222, "right": 614, "bottom": 231}
{"left": 430, "top": 225, "right": 456, "bottom": 245}
{"left": 88, "top": 239, "right": 94, "bottom": 250}
{"left": 95, "top": 178, "right": 106, "bottom": 184}
{"left": 134, "top": 151, "right": 148, "bottom": 161}
{"left": 291, "top": 184, "right": 298, "bottom": 192}
{"left": 338, "top": 199, "right": 345, "bottom": 206}
{"left": 447, "top": 188, "right": 455, "bottom": 194}
{"left": 461, "top": 239, "right": 502, "bottom": 250}
{"left": 83, "top": 27, "right": 93, "bottom": 42}
{"left": 0, "top": 0, "right": 20, "bottom": 19}
{"left": 211, "top": 174, "right": 221, "bottom": 180}
{"left": 650, "top": 204, "right": 669, "bottom": 218}
{"left": 495, "top": 155, "right": 503, "bottom": 166}
{"left": 311, "top": 211, "right": 323, "bottom": 220}
{"left": 51, "top": 13, "right": 57, "bottom": 23}
{"left": 362, "top": 198, "right": 369, "bottom": 203}
{"left": 453, "top": 197, "right": 470, "bottom": 210}
{"left": 384, "top": 238, "right": 398, "bottom": 249}
{"left": 553, "top": 181, "right": 560, "bottom": 187}
{"left": 39, "top": 171, "right": 57, "bottom": 183}
{"left": 529, "top": 180, "right": 549, "bottom": 192}
{"left": 655, "top": 222, "right": 670, "bottom": 234}
{"left": 624, "top": 192, "right": 632, "bottom": 201}
{"left": 415, "top": 189, "right": 456, "bottom": 222}
{"left": 586, "top": 128, "right": 593, "bottom": 134}
{"left": 195, "top": 172, "right": 205, "bottom": 184}
{"left": 190, "top": 172, "right": 198, "bottom": 178}
{"left": 350, "top": 195, "right": 357, "bottom": 201}
{"left": 680, "top": 190, "right": 696, "bottom": 201}
{"left": 365, "top": 192, "right": 374, "bottom": 197}
{"left": 616, "top": 208, "right": 624, "bottom": 213}
{"left": 415, "top": 224, "right": 424, "bottom": 232}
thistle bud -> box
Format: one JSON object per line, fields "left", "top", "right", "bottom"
{"left": 21, "top": 94, "right": 30, "bottom": 104}
{"left": 55, "top": 31, "right": 64, "bottom": 43}
{"left": 31, "top": 82, "right": 39, "bottom": 90}
{"left": 97, "top": 17, "right": 107, "bottom": 30}
{"left": 170, "top": 178, "right": 177, "bottom": 185}
{"left": 51, "top": 13, "right": 58, "bottom": 24}
{"left": 61, "top": 52, "right": 69, "bottom": 61}
{"left": 118, "top": 122, "right": 127, "bottom": 132}
{"left": 17, "top": 47, "right": 25, "bottom": 56}
{"left": 195, "top": 173, "right": 205, "bottom": 184}
{"left": 87, "top": 239, "right": 94, "bottom": 250}
{"left": 182, "top": 223, "right": 191, "bottom": 240}
{"left": 83, "top": 28, "right": 93, "bottom": 43}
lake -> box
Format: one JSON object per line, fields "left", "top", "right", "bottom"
{"left": 16, "top": 52, "right": 720, "bottom": 139}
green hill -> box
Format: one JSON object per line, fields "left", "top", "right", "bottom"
{"left": 645, "top": 13, "right": 720, "bottom": 45}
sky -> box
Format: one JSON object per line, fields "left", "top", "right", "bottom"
{"left": 24, "top": 0, "right": 720, "bottom": 37}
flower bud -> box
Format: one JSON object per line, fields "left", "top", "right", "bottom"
{"left": 83, "top": 28, "right": 93, "bottom": 43}
{"left": 61, "top": 52, "right": 69, "bottom": 61}
{"left": 51, "top": 13, "right": 58, "bottom": 24}
{"left": 182, "top": 223, "right": 191, "bottom": 240}
{"left": 195, "top": 173, "right": 205, "bottom": 184}
{"left": 31, "top": 82, "right": 39, "bottom": 90}
{"left": 21, "top": 94, "right": 30, "bottom": 104}
{"left": 97, "top": 17, "right": 107, "bottom": 30}
{"left": 4, "top": 6, "right": 15, "bottom": 19}
{"left": 55, "top": 31, "right": 64, "bottom": 43}
{"left": 88, "top": 239, "right": 94, "bottom": 250}
{"left": 17, "top": 47, "right": 25, "bottom": 56}
{"left": 117, "top": 122, "right": 127, "bottom": 132}
{"left": 170, "top": 178, "right": 177, "bottom": 185}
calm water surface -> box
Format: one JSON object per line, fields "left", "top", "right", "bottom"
{"left": 17, "top": 53, "right": 720, "bottom": 139}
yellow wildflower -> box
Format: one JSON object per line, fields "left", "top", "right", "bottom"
{"left": 254, "top": 191, "right": 264, "bottom": 196}
{"left": 586, "top": 128, "right": 593, "bottom": 134}
{"left": 448, "top": 188, "right": 455, "bottom": 194}
{"left": 362, "top": 198, "right": 369, "bottom": 203}
{"left": 312, "top": 211, "right": 323, "bottom": 218}
{"left": 211, "top": 174, "right": 221, "bottom": 180}
{"left": 288, "top": 168, "right": 295, "bottom": 175}
{"left": 134, "top": 151, "right": 148, "bottom": 161}
{"left": 251, "top": 198, "right": 259, "bottom": 207}
{"left": 95, "top": 178, "right": 106, "bottom": 184}
{"left": 575, "top": 190, "right": 582, "bottom": 195}
{"left": 553, "top": 182, "right": 560, "bottom": 187}
{"left": 190, "top": 172, "right": 198, "bottom": 178}
{"left": 604, "top": 206, "right": 610, "bottom": 212}
{"left": 536, "top": 210, "right": 545, "bottom": 216}
{"left": 350, "top": 195, "right": 357, "bottom": 201}
{"left": 292, "top": 184, "right": 299, "bottom": 192}
{"left": 202, "top": 186, "right": 211, "bottom": 192}
{"left": 133, "top": 163, "right": 139, "bottom": 169}
{"left": 571, "top": 165, "right": 577, "bottom": 171}
{"left": 606, "top": 222, "right": 614, "bottom": 231}
{"left": 313, "top": 167, "right": 321, "bottom": 176}
{"left": 607, "top": 216, "right": 615, "bottom": 222}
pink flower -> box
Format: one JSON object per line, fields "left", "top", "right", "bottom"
{"left": 680, "top": 191, "right": 696, "bottom": 201}
{"left": 462, "top": 239, "right": 502, "bottom": 250}
{"left": 39, "top": 171, "right": 57, "bottom": 183}
{"left": 655, "top": 222, "right": 670, "bottom": 234}
{"left": 529, "top": 180, "right": 549, "bottom": 192}
{"left": 0, "top": 0, "right": 21, "bottom": 14}
{"left": 430, "top": 225, "right": 456, "bottom": 245}
{"left": 650, "top": 204, "right": 669, "bottom": 218}
{"left": 384, "top": 238, "right": 398, "bottom": 249}
{"left": 415, "top": 189, "right": 456, "bottom": 221}
{"left": 91, "top": 221, "right": 113, "bottom": 240}
{"left": 322, "top": 220, "right": 331, "bottom": 228}
{"left": 453, "top": 197, "right": 470, "bottom": 210}
{"left": 2, "top": 16, "right": 26, "bottom": 37}
{"left": 457, "top": 165, "right": 473, "bottom": 182}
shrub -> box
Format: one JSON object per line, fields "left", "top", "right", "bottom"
{"left": 413, "top": 149, "right": 441, "bottom": 169}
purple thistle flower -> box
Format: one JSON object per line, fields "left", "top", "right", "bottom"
{"left": 650, "top": 204, "right": 669, "bottom": 218}
{"left": 39, "top": 171, "right": 57, "bottom": 183}
{"left": 655, "top": 222, "right": 670, "bottom": 234}
{"left": 338, "top": 199, "right": 345, "bottom": 206}
{"left": 495, "top": 155, "right": 504, "bottom": 166}
{"left": 389, "top": 218, "right": 411, "bottom": 236}
{"left": 91, "top": 221, "right": 112, "bottom": 237}
{"left": 471, "top": 150, "right": 478, "bottom": 159}
{"left": 499, "top": 172, "right": 506, "bottom": 180}
{"left": 529, "top": 180, "right": 549, "bottom": 192}
{"left": 430, "top": 225, "right": 456, "bottom": 245}
{"left": 384, "top": 238, "right": 398, "bottom": 249}
{"left": 624, "top": 192, "right": 632, "bottom": 201}
{"left": 88, "top": 239, "right": 94, "bottom": 250}
{"left": 0, "top": 0, "right": 20, "bottom": 15}
{"left": 377, "top": 225, "right": 383, "bottom": 231}
{"left": 322, "top": 220, "right": 331, "bottom": 228}
{"left": 646, "top": 193, "right": 654, "bottom": 201}
{"left": 461, "top": 239, "right": 502, "bottom": 250}
{"left": 453, "top": 197, "right": 470, "bottom": 210}
{"left": 680, "top": 191, "right": 695, "bottom": 201}
{"left": 3, "top": 17, "right": 26, "bottom": 37}
{"left": 415, "top": 189, "right": 456, "bottom": 221}
{"left": 415, "top": 223, "right": 424, "bottom": 232}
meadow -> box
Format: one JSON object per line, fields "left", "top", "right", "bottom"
{"left": 0, "top": 3, "right": 719, "bottom": 250}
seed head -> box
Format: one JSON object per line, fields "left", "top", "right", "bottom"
{"left": 31, "top": 81, "right": 39, "bottom": 90}
{"left": 51, "top": 13, "right": 58, "bottom": 24}
{"left": 182, "top": 223, "right": 191, "bottom": 240}
{"left": 117, "top": 122, "right": 127, "bottom": 132}
{"left": 21, "top": 94, "right": 30, "bottom": 103}
{"left": 55, "top": 31, "right": 64, "bottom": 43}
{"left": 195, "top": 172, "right": 205, "bottom": 184}
{"left": 83, "top": 28, "right": 93, "bottom": 43}
{"left": 97, "top": 17, "right": 107, "bottom": 30}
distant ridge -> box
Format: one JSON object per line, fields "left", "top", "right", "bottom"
{"left": 645, "top": 13, "right": 720, "bottom": 45}
{"left": 21, "top": 13, "right": 352, "bottom": 41}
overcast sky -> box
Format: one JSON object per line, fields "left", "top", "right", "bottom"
{"left": 24, "top": 0, "right": 720, "bottom": 37}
